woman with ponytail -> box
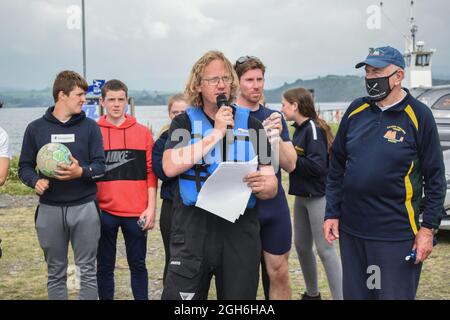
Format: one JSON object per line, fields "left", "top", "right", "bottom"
{"left": 281, "top": 87, "right": 343, "bottom": 300}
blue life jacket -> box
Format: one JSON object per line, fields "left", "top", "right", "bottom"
{"left": 179, "top": 106, "right": 257, "bottom": 208}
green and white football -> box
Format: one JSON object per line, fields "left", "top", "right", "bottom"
{"left": 36, "top": 143, "right": 72, "bottom": 178}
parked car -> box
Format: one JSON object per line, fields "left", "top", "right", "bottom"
{"left": 420, "top": 149, "right": 450, "bottom": 231}
{"left": 411, "top": 85, "right": 450, "bottom": 150}
{"left": 439, "top": 149, "right": 450, "bottom": 230}
{"left": 411, "top": 86, "right": 450, "bottom": 231}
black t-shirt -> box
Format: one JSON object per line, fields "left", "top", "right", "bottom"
{"left": 164, "top": 107, "right": 271, "bottom": 165}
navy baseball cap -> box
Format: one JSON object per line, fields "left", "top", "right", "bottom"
{"left": 355, "top": 46, "right": 405, "bottom": 69}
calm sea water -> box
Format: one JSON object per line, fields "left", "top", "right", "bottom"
{"left": 0, "top": 103, "right": 346, "bottom": 156}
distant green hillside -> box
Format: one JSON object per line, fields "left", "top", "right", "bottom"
{"left": 264, "top": 75, "right": 450, "bottom": 103}
{"left": 264, "top": 75, "right": 366, "bottom": 103}
{"left": 0, "top": 88, "right": 173, "bottom": 108}
{"left": 0, "top": 88, "right": 53, "bottom": 108}
{"left": 130, "top": 90, "right": 172, "bottom": 106}
{"left": 2, "top": 76, "right": 450, "bottom": 107}
{"left": 433, "top": 79, "right": 450, "bottom": 86}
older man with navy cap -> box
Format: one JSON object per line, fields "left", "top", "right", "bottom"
{"left": 356, "top": 46, "right": 406, "bottom": 102}
{"left": 323, "top": 46, "right": 445, "bottom": 299}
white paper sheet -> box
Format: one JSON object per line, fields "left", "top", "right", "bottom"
{"left": 195, "top": 156, "right": 258, "bottom": 223}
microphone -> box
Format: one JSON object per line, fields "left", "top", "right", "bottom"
{"left": 216, "top": 94, "right": 234, "bottom": 145}
{"left": 216, "top": 94, "right": 228, "bottom": 108}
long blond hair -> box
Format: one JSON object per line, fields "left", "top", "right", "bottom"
{"left": 184, "top": 51, "right": 239, "bottom": 107}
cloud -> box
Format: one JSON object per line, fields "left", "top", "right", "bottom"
{"left": 1, "top": 0, "right": 449, "bottom": 90}
{"left": 145, "top": 21, "right": 170, "bottom": 39}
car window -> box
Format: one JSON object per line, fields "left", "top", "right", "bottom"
{"left": 432, "top": 94, "right": 450, "bottom": 110}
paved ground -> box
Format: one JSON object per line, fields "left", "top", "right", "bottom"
{"left": 0, "top": 194, "right": 37, "bottom": 209}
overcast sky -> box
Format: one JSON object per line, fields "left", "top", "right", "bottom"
{"left": 1, "top": 0, "right": 449, "bottom": 91}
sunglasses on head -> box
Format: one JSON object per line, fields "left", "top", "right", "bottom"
{"left": 235, "top": 55, "right": 259, "bottom": 66}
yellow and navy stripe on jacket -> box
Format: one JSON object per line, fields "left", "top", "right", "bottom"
{"left": 325, "top": 88, "right": 445, "bottom": 241}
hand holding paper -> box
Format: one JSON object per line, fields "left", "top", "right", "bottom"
{"left": 195, "top": 156, "right": 258, "bottom": 223}
{"left": 243, "top": 170, "right": 267, "bottom": 195}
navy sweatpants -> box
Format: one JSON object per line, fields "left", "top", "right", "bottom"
{"left": 97, "top": 211, "right": 148, "bottom": 300}
{"left": 339, "top": 230, "right": 422, "bottom": 300}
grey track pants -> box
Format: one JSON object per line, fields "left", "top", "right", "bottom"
{"left": 35, "top": 201, "right": 101, "bottom": 300}
{"left": 294, "top": 196, "right": 343, "bottom": 300}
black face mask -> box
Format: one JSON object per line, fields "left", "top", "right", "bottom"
{"left": 365, "top": 70, "right": 398, "bottom": 102}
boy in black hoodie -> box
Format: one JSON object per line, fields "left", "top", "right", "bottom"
{"left": 19, "top": 70, "right": 105, "bottom": 300}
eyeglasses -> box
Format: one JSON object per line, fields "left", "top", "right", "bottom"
{"left": 201, "top": 76, "right": 233, "bottom": 86}
{"left": 235, "top": 55, "right": 259, "bottom": 67}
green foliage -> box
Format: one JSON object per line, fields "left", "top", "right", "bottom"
{"left": 7, "top": 156, "right": 21, "bottom": 182}
{"left": 0, "top": 156, "right": 34, "bottom": 195}
{"left": 329, "top": 122, "right": 339, "bottom": 136}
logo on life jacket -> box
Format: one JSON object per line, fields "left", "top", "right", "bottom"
{"left": 179, "top": 292, "right": 195, "bottom": 300}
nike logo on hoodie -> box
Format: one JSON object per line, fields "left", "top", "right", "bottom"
{"left": 105, "top": 150, "right": 136, "bottom": 172}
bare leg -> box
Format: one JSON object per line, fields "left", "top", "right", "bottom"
{"left": 263, "top": 250, "right": 291, "bottom": 300}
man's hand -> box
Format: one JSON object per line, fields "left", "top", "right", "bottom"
{"left": 54, "top": 155, "right": 83, "bottom": 181}
{"left": 412, "top": 227, "right": 434, "bottom": 264}
{"left": 263, "top": 112, "right": 282, "bottom": 144}
{"left": 35, "top": 178, "right": 50, "bottom": 195}
{"left": 244, "top": 165, "right": 277, "bottom": 200}
{"left": 244, "top": 170, "right": 267, "bottom": 196}
{"left": 323, "top": 219, "right": 340, "bottom": 245}
{"left": 140, "top": 207, "right": 156, "bottom": 231}
{"left": 214, "top": 106, "right": 234, "bottom": 136}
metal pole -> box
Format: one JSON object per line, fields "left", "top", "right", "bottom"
{"left": 81, "top": 0, "right": 86, "bottom": 79}
{"left": 410, "top": 0, "right": 417, "bottom": 51}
